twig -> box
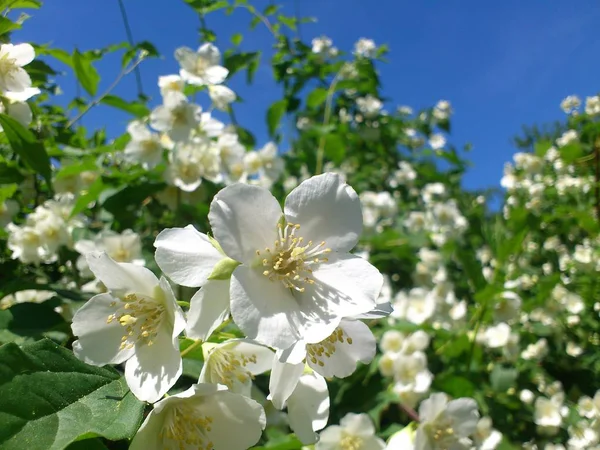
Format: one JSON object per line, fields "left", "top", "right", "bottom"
{"left": 66, "top": 56, "right": 145, "bottom": 128}
{"left": 117, "top": 0, "right": 144, "bottom": 97}
{"left": 315, "top": 73, "right": 341, "bottom": 175}
{"left": 181, "top": 339, "right": 203, "bottom": 358}
{"left": 399, "top": 402, "right": 420, "bottom": 422}
{"left": 238, "top": 4, "right": 277, "bottom": 38}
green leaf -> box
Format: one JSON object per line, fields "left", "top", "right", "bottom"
{"left": 0, "top": 16, "right": 19, "bottom": 36}
{"left": 231, "top": 32, "right": 243, "bottom": 46}
{"left": 0, "top": 113, "right": 51, "bottom": 184}
{"left": 323, "top": 134, "right": 345, "bottom": 164}
{"left": 101, "top": 95, "right": 150, "bottom": 117}
{"left": 246, "top": 52, "right": 260, "bottom": 84}
{"left": 71, "top": 178, "right": 105, "bottom": 217}
{"left": 0, "top": 339, "right": 145, "bottom": 449}
{"left": 208, "top": 257, "right": 241, "bottom": 281}
{"left": 277, "top": 15, "right": 297, "bottom": 31}
{"left": 224, "top": 51, "right": 260, "bottom": 78}
{"left": 264, "top": 4, "right": 278, "bottom": 15}
{"left": 0, "top": 183, "right": 17, "bottom": 203}
{"left": 0, "top": 0, "right": 41, "bottom": 10}
{"left": 306, "top": 88, "right": 328, "bottom": 109}
{"left": 72, "top": 50, "right": 100, "bottom": 96}
{"left": 490, "top": 365, "right": 518, "bottom": 392}
{"left": 534, "top": 139, "right": 552, "bottom": 157}
{"left": 0, "top": 300, "right": 66, "bottom": 345}
{"left": 266, "top": 99, "right": 287, "bottom": 137}
{"left": 0, "top": 161, "right": 24, "bottom": 184}
{"left": 559, "top": 142, "right": 582, "bottom": 163}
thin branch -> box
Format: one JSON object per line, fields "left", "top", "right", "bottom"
{"left": 180, "top": 339, "right": 203, "bottom": 358}
{"left": 117, "top": 0, "right": 144, "bottom": 97}
{"left": 315, "top": 73, "right": 341, "bottom": 175}
{"left": 66, "top": 56, "right": 145, "bottom": 128}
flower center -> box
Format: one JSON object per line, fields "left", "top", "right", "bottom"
{"left": 0, "top": 54, "right": 18, "bottom": 77}
{"left": 112, "top": 247, "right": 130, "bottom": 262}
{"left": 106, "top": 293, "right": 165, "bottom": 349}
{"left": 426, "top": 417, "right": 456, "bottom": 446}
{"left": 257, "top": 222, "right": 331, "bottom": 292}
{"left": 208, "top": 347, "right": 257, "bottom": 388}
{"left": 142, "top": 139, "right": 160, "bottom": 153}
{"left": 307, "top": 327, "right": 352, "bottom": 367}
{"left": 340, "top": 433, "right": 363, "bottom": 450}
{"left": 160, "top": 403, "right": 214, "bottom": 450}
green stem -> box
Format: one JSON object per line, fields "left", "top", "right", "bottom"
{"left": 315, "top": 73, "right": 341, "bottom": 175}
{"left": 181, "top": 339, "right": 203, "bottom": 358}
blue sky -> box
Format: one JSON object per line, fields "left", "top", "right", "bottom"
{"left": 15, "top": 0, "right": 600, "bottom": 190}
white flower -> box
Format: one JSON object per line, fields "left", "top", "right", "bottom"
{"left": 175, "top": 43, "right": 228, "bottom": 86}
{"left": 428, "top": 134, "right": 446, "bottom": 150}
{"left": 556, "top": 129, "right": 578, "bottom": 147}
{"left": 317, "top": 413, "right": 385, "bottom": 450}
{"left": 0, "top": 289, "right": 54, "bottom": 310}
{"left": 387, "top": 426, "right": 416, "bottom": 450}
{"left": 208, "top": 84, "right": 236, "bottom": 111}
{"left": 130, "top": 383, "right": 265, "bottom": 450}
{"left": 124, "top": 121, "right": 163, "bottom": 169}
{"left": 483, "top": 322, "right": 511, "bottom": 349}
{"left": 586, "top": 95, "right": 600, "bottom": 115}
{"left": 356, "top": 95, "right": 383, "bottom": 118}
{"left": 432, "top": 100, "right": 452, "bottom": 120}
{"left": 312, "top": 36, "right": 338, "bottom": 57}
{"left": 158, "top": 74, "right": 184, "bottom": 97}
{"left": 0, "top": 43, "right": 35, "bottom": 92}
{"left": 521, "top": 338, "right": 548, "bottom": 360}
{"left": 208, "top": 173, "right": 383, "bottom": 349}
{"left": 354, "top": 38, "right": 377, "bottom": 58}
{"left": 75, "top": 229, "right": 145, "bottom": 277}
{"left": 472, "top": 417, "right": 502, "bottom": 450}
{"left": 392, "top": 352, "right": 433, "bottom": 399}
{"left": 415, "top": 393, "right": 479, "bottom": 450}
{"left": 0, "top": 87, "right": 40, "bottom": 130}
{"left": 71, "top": 253, "right": 186, "bottom": 402}
{"left": 391, "top": 287, "right": 436, "bottom": 325}
{"left": 150, "top": 91, "right": 202, "bottom": 142}
{"left": 560, "top": 95, "right": 581, "bottom": 114}
{"left": 166, "top": 138, "right": 223, "bottom": 191}
{"left": 154, "top": 224, "right": 228, "bottom": 341}
{"left": 534, "top": 395, "right": 563, "bottom": 432}
{"left": 199, "top": 339, "right": 273, "bottom": 396}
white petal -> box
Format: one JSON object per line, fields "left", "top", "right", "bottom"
{"left": 86, "top": 252, "right": 159, "bottom": 298}
{"left": 127, "top": 120, "right": 152, "bottom": 141}
{"left": 186, "top": 279, "right": 230, "bottom": 340}
{"left": 159, "top": 276, "right": 186, "bottom": 339}
{"left": 418, "top": 393, "right": 448, "bottom": 422}
{"left": 208, "top": 183, "right": 282, "bottom": 264}
{"left": 203, "top": 389, "right": 266, "bottom": 449}
{"left": 204, "top": 65, "right": 229, "bottom": 85}
{"left": 154, "top": 225, "right": 224, "bottom": 287}
{"left": 353, "top": 302, "right": 393, "bottom": 320}
{"left": 287, "top": 372, "right": 330, "bottom": 444}
{"left": 284, "top": 173, "right": 362, "bottom": 252}
{"left": 4, "top": 87, "right": 40, "bottom": 102}
{"left": 174, "top": 46, "right": 197, "bottom": 72}
{"left": 268, "top": 359, "right": 304, "bottom": 409}
{"left": 230, "top": 265, "right": 302, "bottom": 349}
{"left": 446, "top": 398, "right": 479, "bottom": 435}
{"left": 311, "top": 253, "right": 382, "bottom": 318}
{"left": 7, "top": 102, "right": 32, "bottom": 127}
{"left": 149, "top": 105, "right": 172, "bottom": 131}
{"left": 3, "top": 67, "right": 31, "bottom": 92}
{"left": 316, "top": 426, "right": 343, "bottom": 449}
{"left": 9, "top": 43, "right": 35, "bottom": 66}
{"left": 197, "top": 43, "right": 221, "bottom": 65}
{"left": 229, "top": 339, "right": 274, "bottom": 375}
{"left": 309, "top": 319, "right": 375, "bottom": 378}
{"left": 129, "top": 406, "right": 165, "bottom": 450}
{"left": 71, "top": 293, "right": 133, "bottom": 365}
{"left": 362, "top": 436, "right": 386, "bottom": 450}
{"left": 340, "top": 413, "right": 376, "bottom": 437}
{"left": 125, "top": 326, "right": 182, "bottom": 403}
{"left": 278, "top": 340, "right": 308, "bottom": 365}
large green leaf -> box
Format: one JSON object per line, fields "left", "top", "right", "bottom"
{"left": 0, "top": 299, "right": 66, "bottom": 345}
{"left": 0, "top": 339, "right": 145, "bottom": 450}
{"left": 0, "top": 113, "right": 51, "bottom": 184}
{"left": 266, "top": 99, "right": 287, "bottom": 137}
{"left": 100, "top": 95, "right": 149, "bottom": 118}
{"left": 72, "top": 50, "right": 100, "bottom": 97}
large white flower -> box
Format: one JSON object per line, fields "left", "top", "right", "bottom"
{"left": 415, "top": 393, "right": 479, "bottom": 450}
{"left": 130, "top": 383, "right": 265, "bottom": 450}
{"left": 71, "top": 252, "right": 186, "bottom": 403}
{"left": 150, "top": 91, "right": 202, "bottom": 142}
{"left": 209, "top": 173, "right": 383, "bottom": 349}
{"left": 0, "top": 43, "right": 35, "bottom": 92}
{"left": 199, "top": 338, "right": 273, "bottom": 396}
{"left": 124, "top": 120, "right": 164, "bottom": 169}
{"left": 317, "top": 413, "right": 385, "bottom": 450}
{"left": 154, "top": 225, "right": 230, "bottom": 341}
{"left": 175, "top": 43, "right": 229, "bottom": 86}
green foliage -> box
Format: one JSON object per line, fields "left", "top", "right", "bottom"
{"left": 72, "top": 50, "right": 101, "bottom": 96}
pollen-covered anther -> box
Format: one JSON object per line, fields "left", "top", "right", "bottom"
{"left": 306, "top": 327, "right": 351, "bottom": 367}
{"left": 209, "top": 348, "right": 258, "bottom": 389}
{"left": 106, "top": 292, "right": 166, "bottom": 350}
{"left": 160, "top": 404, "right": 214, "bottom": 450}
{"left": 259, "top": 222, "right": 331, "bottom": 291}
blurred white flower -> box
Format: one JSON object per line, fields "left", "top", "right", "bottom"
{"left": 175, "top": 43, "right": 228, "bottom": 86}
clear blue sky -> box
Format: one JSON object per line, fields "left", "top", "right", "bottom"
{"left": 15, "top": 0, "right": 600, "bottom": 190}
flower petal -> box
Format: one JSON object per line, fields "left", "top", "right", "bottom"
{"left": 129, "top": 406, "right": 165, "bottom": 450}
{"left": 229, "top": 339, "right": 274, "bottom": 375}
{"left": 340, "top": 413, "right": 376, "bottom": 437}
{"left": 125, "top": 326, "right": 182, "bottom": 403}
{"left": 10, "top": 43, "right": 35, "bottom": 66}
{"left": 174, "top": 46, "right": 197, "bottom": 72}
{"left": 204, "top": 66, "right": 229, "bottom": 85}
{"left": 308, "top": 319, "right": 375, "bottom": 379}
{"left": 268, "top": 359, "right": 304, "bottom": 409}
{"left": 154, "top": 225, "right": 224, "bottom": 287}
{"left": 311, "top": 253, "right": 382, "bottom": 318}
{"left": 230, "top": 265, "right": 302, "bottom": 349}
{"left": 209, "top": 183, "right": 282, "bottom": 264}
{"left": 71, "top": 293, "right": 133, "bottom": 365}
{"left": 278, "top": 340, "right": 308, "bottom": 365}
{"left": 284, "top": 173, "right": 362, "bottom": 252}
{"left": 86, "top": 252, "right": 159, "bottom": 298}
{"left": 287, "top": 372, "right": 330, "bottom": 445}
{"left": 204, "top": 389, "right": 266, "bottom": 449}
{"left": 186, "top": 279, "right": 230, "bottom": 341}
